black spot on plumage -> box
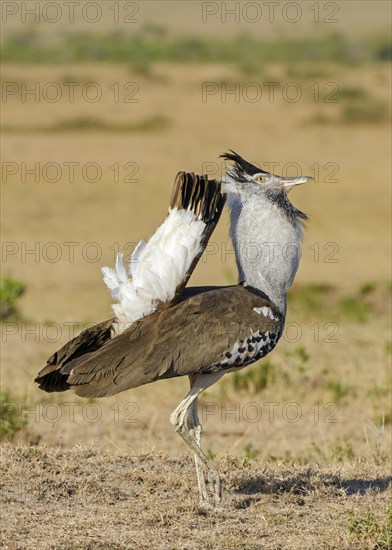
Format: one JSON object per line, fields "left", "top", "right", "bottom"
{"left": 200, "top": 327, "right": 283, "bottom": 376}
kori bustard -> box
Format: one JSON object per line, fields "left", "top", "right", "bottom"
{"left": 35, "top": 152, "right": 312, "bottom": 507}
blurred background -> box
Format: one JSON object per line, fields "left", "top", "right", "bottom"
{"left": 1, "top": 0, "right": 391, "bottom": 463}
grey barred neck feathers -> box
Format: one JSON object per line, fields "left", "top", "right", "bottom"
{"left": 221, "top": 151, "right": 310, "bottom": 317}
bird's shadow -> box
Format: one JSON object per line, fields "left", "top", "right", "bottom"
{"left": 233, "top": 471, "right": 391, "bottom": 498}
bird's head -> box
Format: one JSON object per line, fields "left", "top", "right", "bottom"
{"left": 220, "top": 150, "right": 312, "bottom": 222}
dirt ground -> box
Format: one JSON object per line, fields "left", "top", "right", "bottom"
{"left": 1, "top": 444, "right": 391, "bottom": 550}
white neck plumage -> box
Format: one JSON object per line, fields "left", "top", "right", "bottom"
{"left": 225, "top": 190, "right": 304, "bottom": 317}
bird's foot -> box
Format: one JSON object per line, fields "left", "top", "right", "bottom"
{"left": 198, "top": 469, "right": 222, "bottom": 508}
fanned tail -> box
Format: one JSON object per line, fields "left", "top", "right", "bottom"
{"left": 102, "top": 172, "right": 225, "bottom": 335}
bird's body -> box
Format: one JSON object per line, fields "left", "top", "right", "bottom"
{"left": 35, "top": 152, "right": 312, "bottom": 507}
{"left": 36, "top": 284, "right": 283, "bottom": 397}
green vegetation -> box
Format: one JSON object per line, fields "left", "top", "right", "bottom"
{"left": 0, "top": 390, "right": 27, "bottom": 440}
{"left": 230, "top": 361, "right": 274, "bottom": 394}
{"left": 328, "top": 436, "right": 355, "bottom": 462}
{"left": 341, "top": 101, "right": 388, "bottom": 124}
{"left": 326, "top": 380, "right": 355, "bottom": 404}
{"left": 359, "top": 281, "right": 377, "bottom": 295}
{"left": 286, "top": 281, "right": 389, "bottom": 321}
{"left": 368, "top": 385, "right": 390, "bottom": 399}
{"left": 0, "top": 276, "right": 25, "bottom": 320}
{"left": 2, "top": 115, "right": 169, "bottom": 134}
{"left": 284, "top": 346, "right": 310, "bottom": 374}
{"left": 309, "top": 99, "right": 389, "bottom": 126}
{"left": 338, "top": 86, "right": 368, "bottom": 100}
{"left": 377, "top": 413, "right": 391, "bottom": 426}
{"left": 2, "top": 29, "right": 390, "bottom": 65}
{"left": 243, "top": 443, "right": 260, "bottom": 461}
{"left": 206, "top": 448, "right": 215, "bottom": 460}
{"left": 348, "top": 506, "right": 392, "bottom": 549}
{"left": 236, "top": 443, "right": 261, "bottom": 468}
{"left": 312, "top": 440, "right": 349, "bottom": 464}
{"left": 287, "top": 283, "right": 335, "bottom": 315}
{"left": 285, "top": 65, "right": 331, "bottom": 79}
{"left": 339, "top": 296, "right": 370, "bottom": 322}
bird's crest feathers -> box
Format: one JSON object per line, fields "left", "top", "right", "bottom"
{"left": 220, "top": 150, "right": 268, "bottom": 182}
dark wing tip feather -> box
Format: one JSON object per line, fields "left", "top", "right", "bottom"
{"left": 169, "top": 171, "right": 225, "bottom": 297}
{"left": 35, "top": 370, "right": 71, "bottom": 393}
{"left": 169, "top": 171, "right": 225, "bottom": 224}
{"left": 35, "top": 319, "right": 114, "bottom": 393}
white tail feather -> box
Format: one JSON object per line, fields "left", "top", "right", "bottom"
{"left": 129, "top": 239, "right": 145, "bottom": 276}
{"left": 102, "top": 208, "right": 206, "bottom": 335}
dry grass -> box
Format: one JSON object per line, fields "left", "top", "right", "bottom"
{"left": 1, "top": 444, "right": 391, "bottom": 549}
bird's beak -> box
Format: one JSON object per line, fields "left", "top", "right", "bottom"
{"left": 278, "top": 175, "right": 313, "bottom": 190}
{"left": 261, "top": 174, "right": 313, "bottom": 191}
{"left": 269, "top": 176, "right": 313, "bottom": 193}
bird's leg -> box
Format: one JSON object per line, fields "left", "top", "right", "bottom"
{"left": 170, "top": 373, "right": 223, "bottom": 507}
{"left": 187, "top": 396, "right": 208, "bottom": 503}
{"left": 171, "top": 395, "right": 221, "bottom": 507}
{"left": 187, "top": 375, "right": 209, "bottom": 500}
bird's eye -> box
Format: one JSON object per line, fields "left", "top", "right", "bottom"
{"left": 255, "top": 174, "right": 266, "bottom": 183}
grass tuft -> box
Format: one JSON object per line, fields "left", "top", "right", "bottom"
{"left": 348, "top": 506, "right": 392, "bottom": 549}
{"left": 338, "top": 86, "right": 368, "bottom": 100}
{"left": 2, "top": 115, "right": 170, "bottom": 134}
{"left": 359, "top": 281, "right": 377, "bottom": 295}
{"left": 326, "top": 380, "right": 355, "bottom": 404}
{"left": 341, "top": 102, "right": 388, "bottom": 124}
{"left": 287, "top": 283, "right": 335, "bottom": 315}
{"left": 230, "top": 361, "right": 274, "bottom": 394}
{"left": 339, "top": 296, "right": 370, "bottom": 322}
{"left": 0, "top": 276, "right": 25, "bottom": 320}
{"left": 0, "top": 390, "right": 28, "bottom": 441}
{"left": 329, "top": 436, "right": 355, "bottom": 462}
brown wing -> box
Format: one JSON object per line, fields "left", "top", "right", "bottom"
{"left": 63, "top": 286, "right": 282, "bottom": 398}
